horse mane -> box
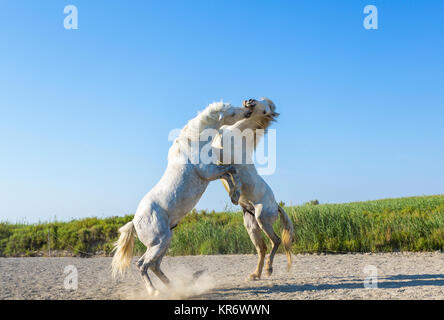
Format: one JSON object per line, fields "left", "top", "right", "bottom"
{"left": 250, "top": 97, "right": 279, "bottom": 148}
{"left": 250, "top": 111, "right": 279, "bottom": 149}
{"left": 179, "top": 101, "right": 231, "bottom": 141}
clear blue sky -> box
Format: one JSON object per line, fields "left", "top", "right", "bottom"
{"left": 1, "top": 1, "right": 443, "bottom": 222}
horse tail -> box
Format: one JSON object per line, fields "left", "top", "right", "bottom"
{"left": 111, "top": 221, "right": 136, "bottom": 278}
{"left": 278, "top": 205, "right": 294, "bottom": 271}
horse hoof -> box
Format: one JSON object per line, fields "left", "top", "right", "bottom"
{"left": 230, "top": 191, "right": 240, "bottom": 205}
{"left": 265, "top": 268, "right": 273, "bottom": 277}
{"left": 243, "top": 99, "right": 257, "bottom": 109}
{"left": 192, "top": 269, "right": 206, "bottom": 279}
{"left": 147, "top": 288, "right": 160, "bottom": 297}
{"left": 248, "top": 274, "right": 260, "bottom": 281}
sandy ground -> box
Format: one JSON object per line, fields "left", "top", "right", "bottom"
{"left": 1, "top": 253, "right": 444, "bottom": 300}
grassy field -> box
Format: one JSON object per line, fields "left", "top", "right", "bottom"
{"left": 1, "top": 195, "right": 444, "bottom": 257}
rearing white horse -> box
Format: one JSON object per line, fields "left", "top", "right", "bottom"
{"left": 212, "top": 98, "right": 294, "bottom": 281}
{"left": 111, "top": 101, "right": 259, "bottom": 296}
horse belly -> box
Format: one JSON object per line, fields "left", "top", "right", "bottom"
{"left": 239, "top": 166, "right": 267, "bottom": 203}
{"left": 159, "top": 167, "right": 207, "bottom": 222}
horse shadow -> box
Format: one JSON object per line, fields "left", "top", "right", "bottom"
{"left": 210, "top": 274, "right": 444, "bottom": 297}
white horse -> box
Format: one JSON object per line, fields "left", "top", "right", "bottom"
{"left": 212, "top": 98, "right": 294, "bottom": 281}
{"left": 111, "top": 101, "right": 261, "bottom": 295}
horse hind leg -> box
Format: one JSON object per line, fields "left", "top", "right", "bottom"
{"left": 149, "top": 246, "right": 171, "bottom": 287}
{"left": 138, "top": 239, "right": 171, "bottom": 296}
{"left": 136, "top": 254, "right": 145, "bottom": 270}
{"left": 243, "top": 207, "right": 267, "bottom": 281}
{"left": 151, "top": 266, "right": 170, "bottom": 286}
{"left": 255, "top": 204, "right": 281, "bottom": 277}
{"left": 135, "top": 207, "right": 172, "bottom": 296}
{"left": 138, "top": 263, "right": 157, "bottom": 296}
{"left": 138, "top": 252, "right": 158, "bottom": 296}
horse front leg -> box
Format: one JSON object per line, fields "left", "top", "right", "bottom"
{"left": 220, "top": 172, "right": 241, "bottom": 205}
{"left": 195, "top": 164, "right": 241, "bottom": 204}
{"left": 195, "top": 163, "right": 236, "bottom": 181}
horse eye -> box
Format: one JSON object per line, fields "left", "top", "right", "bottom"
{"left": 263, "top": 111, "right": 266, "bottom": 114}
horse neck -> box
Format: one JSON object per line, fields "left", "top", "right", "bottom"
{"left": 225, "top": 116, "right": 270, "bottom": 148}
{"left": 229, "top": 117, "right": 255, "bottom": 131}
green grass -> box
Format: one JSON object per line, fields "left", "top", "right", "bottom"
{"left": 1, "top": 195, "right": 444, "bottom": 257}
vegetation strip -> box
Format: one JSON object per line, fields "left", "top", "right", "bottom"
{"left": 1, "top": 195, "right": 443, "bottom": 257}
